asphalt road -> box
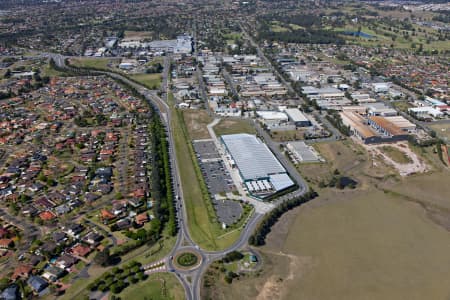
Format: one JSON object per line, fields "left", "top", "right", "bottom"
{"left": 48, "top": 53, "right": 310, "bottom": 300}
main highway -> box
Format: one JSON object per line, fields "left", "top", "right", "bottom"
{"left": 48, "top": 52, "right": 310, "bottom": 300}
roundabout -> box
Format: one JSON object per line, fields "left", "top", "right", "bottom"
{"left": 173, "top": 249, "right": 202, "bottom": 270}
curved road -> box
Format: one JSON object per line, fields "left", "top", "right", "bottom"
{"left": 48, "top": 53, "right": 309, "bottom": 300}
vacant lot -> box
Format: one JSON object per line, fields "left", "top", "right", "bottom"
{"left": 214, "top": 118, "right": 256, "bottom": 136}
{"left": 129, "top": 73, "right": 162, "bottom": 89}
{"left": 278, "top": 189, "right": 450, "bottom": 300}
{"left": 298, "top": 139, "right": 396, "bottom": 189}
{"left": 117, "top": 273, "right": 184, "bottom": 300}
{"left": 270, "top": 129, "right": 304, "bottom": 142}
{"left": 380, "top": 145, "right": 413, "bottom": 164}
{"left": 182, "top": 110, "right": 213, "bottom": 140}
{"left": 69, "top": 57, "right": 120, "bottom": 71}
{"left": 123, "top": 30, "right": 153, "bottom": 41}
{"left": 429, "top": 123, "right": 450, "bottom": 143}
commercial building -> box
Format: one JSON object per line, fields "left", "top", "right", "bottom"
{"left": 408, "top": 106, "right": 444, "bottom": 119}
{"left": 284, "top": 108, "right": 312, "bottom": 127}
{"left": 221, "top": 134, "right": 294, "bottom": 198}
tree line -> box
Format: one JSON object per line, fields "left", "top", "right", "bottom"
{"left": 248, "top": 190, "right": 318, "bottom": 246}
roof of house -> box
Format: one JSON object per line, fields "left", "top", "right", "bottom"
{"left": 0, "top": 239, "right": 13, "bottom": 248}
{"left": 1, "top": 285, "right": 18, "bottom": 300}
{"left": 12, "top": 264, "right": 33, "bottom": 280}
{"left": 27, "top": 275, "right": 48, "bottom": 292}
{"left": 136, "top": 212, "right": 149, "bottom": 224}
{"left": 39, "top": 211, "right": 56, "bottom": 221}
{"left": 71, "top": 244, "right": 91, "bottom": 257}
{"left": 100, "top": 209, "right": 115, "bottom": 220}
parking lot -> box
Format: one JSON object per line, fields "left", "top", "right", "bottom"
{"left": 193, "top": 140, "right": 235, "bottom": 195}
{"left": 193, "top": 140, "right": 242, "bottom": 225}
{"left": 213, "top": 197, "right": 243, "bottom": 226}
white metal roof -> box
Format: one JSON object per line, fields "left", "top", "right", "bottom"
{"left": 222, "top": 134, "right": 286, "bottom": 180}
{"left": 269, "top": 173, "right": 294, "bottom": 191}
{"left": 285, "top": 108, "right": 309, "bottom": 122}
{"left": 256, "top": 111, "right": 288, "bottom": 121}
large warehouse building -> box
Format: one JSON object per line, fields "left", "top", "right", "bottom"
{"left": 221, "top": 134, "right": 294, "bottom": 198}
{"left": 284, "top": 108, "right": 312, "bottom": 127}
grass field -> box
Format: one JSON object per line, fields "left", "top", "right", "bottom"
{"left": 116, "top": 273, "right": 184, "bottom": 300}
{"left": 59, "top": 227, "right": 177, "bottom": 300}
{"left": 123, "top": 30, "right": 153, "bottom": 41}
{"left": 277, "top": 189, "right": 450, "bottom": 300}
{"left": 42, "top": 62, "right": 66, "bottom": 77}
{"left": 129, "top": 73, "right": 162, "bottom": 89}
{"left": 69, "top": 57, "right": 120, "bottom": 71}
{"left": 181, "top": 110, "right": 213, "bottom": 140}
{"left": 204, "top": 184, "right": 450, "bottom": 300}
{"left": 213, "top": 118, "right": 256, "bottom": 136}
{"left": 335, "top": 23, "right": 450, "bottom": 51}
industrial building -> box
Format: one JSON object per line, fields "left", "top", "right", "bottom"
{"left": 256, "top": 111, "right": 289, "bottom": 122}
{"left": 284, "top": 108, "right": 312, "bottom": 127}
{"left": 302, "top": 86, "right": 345, "bottom": 100}
{"left": 363, "top": 102, "right": 398, "bottom": 116}
{"left": 340, "top": 112, "right": 414, "bottom": 144}
{"left": 368, "top": 116, "right": 412, "bottom": 140}
{"left": 340, "top": 111, "right": 379, "bottom": 144}
{"left": 221, "top": 134, "right": 294, "bottom": 198}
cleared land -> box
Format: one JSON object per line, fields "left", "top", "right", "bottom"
{"left": 123, "top": 30, "right": 153, "bottom": 41}
{"left": 181, "top": 110, "right": 213, "bottom": 140}
{"left": 380, "top": 145, "right": 413, "bottom": 164}
{"left": 117, "top": 273, "right": 184, "bottom": 300}
{"left": 213, "top": 118, "right": 256, "bottom": 136}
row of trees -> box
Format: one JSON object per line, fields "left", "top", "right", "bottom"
{"left": 87, "top": 261, "right": 145, "bottom": 294}
{"left": 249, "top": 190, "right": 318, "bottom": 246}
{"left": 326, "top": 110, "right": 351, "bottom": 136}
{"left": 149, "top": 114, "right": 177, "bottom": 236}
